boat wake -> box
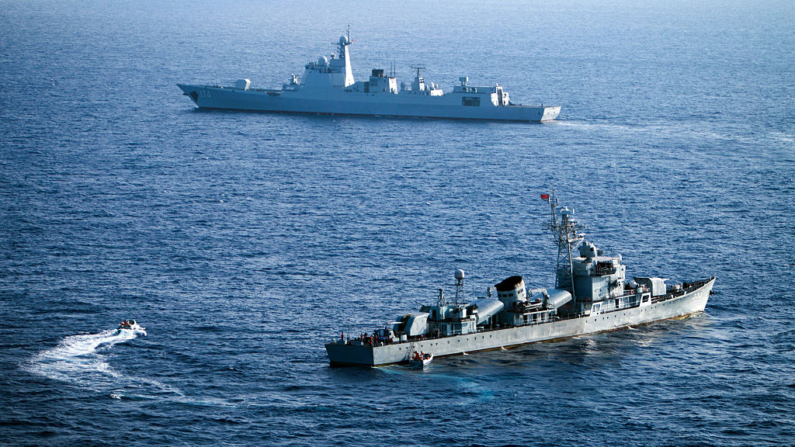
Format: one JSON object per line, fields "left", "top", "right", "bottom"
{"left": 23, "top": 328, "right": 180, "bottom": 399}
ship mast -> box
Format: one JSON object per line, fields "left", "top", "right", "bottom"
{"left": 545, "top": 191, "right": 584, "bottom": 304}
{"left": 410, "top": 65, "right": 426, "bottom": 91}
{"left": 336, "top": 26, "right": 354, "bottom": 87}
{"left": 454, "top": 269, "right": 465, "bottom": 307}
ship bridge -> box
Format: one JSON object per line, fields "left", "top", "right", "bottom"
{"left": 299, "top": 34, "right": 354, "bottom": 90}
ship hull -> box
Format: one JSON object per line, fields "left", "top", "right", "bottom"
{"left": 326, "top": 278, "right": 714, "bottom": 367}
{"left": 177, "top": 84, "right": 561, "bottom": 122}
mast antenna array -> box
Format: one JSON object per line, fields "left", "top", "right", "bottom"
{"left": 410, "top": 65, "right": 426, "bottom": 78}
{"left": 545, "top": 191, "right": 585, "bottom": 303}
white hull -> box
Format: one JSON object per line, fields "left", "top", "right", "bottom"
{"left": 409, "top": 356, "right": 433, "bottom": 369}
{"left": 179, "top": 31, "right": 560, "bottom": 122}
{"left": 326, "top": 278, "right": 714, "bottom": 366}
{"left": 177, "top": 84, "right": 561, "bottom": 122}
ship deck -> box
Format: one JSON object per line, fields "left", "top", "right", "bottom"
{"left": 326, "top": 277, "right": 715, "bottom": 366}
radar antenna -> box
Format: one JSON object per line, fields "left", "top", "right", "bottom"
{"left": 454, "top": 269, "right": 465, "bottom": 307}
{"left": 544, "top": 191, "right": 585, "bottom": 304}
{"left": 409, "top": 65, "right": 427, "bottom": 91}
{"left": 336, "top": 26, "right": 353, "bottom": 57}
{"left": 410, "top": 65, "right": 426, "bottom": 79}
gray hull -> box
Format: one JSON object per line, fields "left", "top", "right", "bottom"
{"left": 177, "top": 84, "right": 561, "bottom": 122}
{"left": 326, "top": 278, "right": 714, "bottom": 366}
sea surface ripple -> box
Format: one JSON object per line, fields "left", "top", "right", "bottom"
{"left": 1, "top": 0, "right": 794, "bottom": 445}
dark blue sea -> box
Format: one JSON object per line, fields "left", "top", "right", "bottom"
{"left": 2, "top": 0, "right": 794, "bottom": 445}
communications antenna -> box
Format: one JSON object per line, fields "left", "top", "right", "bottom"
{"left": 544, "top": 191, "right": 585, "bottom": 303}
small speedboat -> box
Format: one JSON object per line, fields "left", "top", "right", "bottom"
{"left": 409, "top": 351, "right": 433, "bottom": 369}
{"left": 117, "top": 319, "right": 145, "bottom": 333}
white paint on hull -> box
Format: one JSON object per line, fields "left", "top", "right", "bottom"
{"left": 177, "top": 84, "right": 561, "bottom": 122}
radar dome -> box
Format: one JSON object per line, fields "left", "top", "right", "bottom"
{"left": 339, "top": 35, "right": 349, "bottom": 45}
{"left": 317, "top": 56, "right": 328, "bottom": 66}
{"left": 455, "top": 269, "right": 465, "bottom": 280}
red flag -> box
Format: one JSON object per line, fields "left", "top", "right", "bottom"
{"left": 540, "top": 194, "right": 550, "bottom": 202}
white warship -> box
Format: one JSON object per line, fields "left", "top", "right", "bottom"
{"left": 326, "top": 193, "right": 715, "bottom": 366}
{"left": 177, "top": 30, "right": 561, "bottom": 122}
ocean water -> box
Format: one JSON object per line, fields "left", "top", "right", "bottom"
{"left": 1, "top": 0, "right": 794, "bottom": 445}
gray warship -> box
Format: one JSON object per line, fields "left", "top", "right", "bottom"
{"left": 178, "top": 30, "right": 560, "bottom": 122}
{"left": 326, "top": 194, "right": 715, "bottom": 366}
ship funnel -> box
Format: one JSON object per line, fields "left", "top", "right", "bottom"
{"left": 495, "top": 276, "right": 527, "bottom": 306}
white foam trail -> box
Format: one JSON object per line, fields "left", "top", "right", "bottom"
{"left": 23, "top": 329, "right": 250, "bottom": 406}
{"left": 23, "top": 328, "right": 179, "bottom": 399}
{"left": 25, "top": 329, "right": 134, "bottom": 384}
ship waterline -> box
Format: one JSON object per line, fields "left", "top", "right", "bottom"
{"left": 326, "top": 278, "right": 714, "bottom": 366}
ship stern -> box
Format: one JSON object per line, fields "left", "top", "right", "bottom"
{"left": 541, "top": 105, "right": 561, "bottom": 122}
{"left": 325, "top": 341, "right": 375, "bottom": 367}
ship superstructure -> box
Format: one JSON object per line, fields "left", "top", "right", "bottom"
{"left": 325, "top": 193, "right": 715, "bottom": 366}
{"left": 178, "top": 30, "right": 561, "bottom": 122}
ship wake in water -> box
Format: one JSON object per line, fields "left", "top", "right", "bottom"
{"left": 23, "top": 328, "right": 178, "bottom": 399}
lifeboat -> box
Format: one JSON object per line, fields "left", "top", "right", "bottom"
{"left": 409, "top": 351, "right": 433, "bottom": 369}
